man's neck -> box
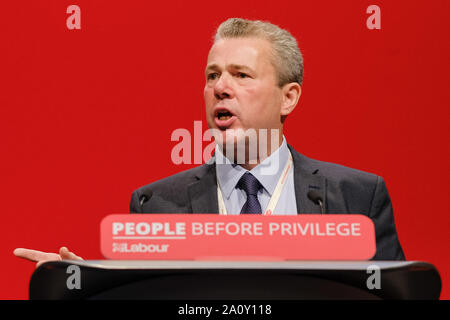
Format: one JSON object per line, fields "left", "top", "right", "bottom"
{"left": 220, "top": 133, "right": 284, "bottom": 171}
{"left": 240, "top": 138, "right": 283, "bottom": 170}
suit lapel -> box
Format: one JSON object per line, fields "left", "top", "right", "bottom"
{"left": 288, "top": 145, "right": 327, "bottom": 214}
{"left": 187, "top": 162, "right": 219, "bottom": 214}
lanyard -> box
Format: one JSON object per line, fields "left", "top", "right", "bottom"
{"left": 217, "top": 152, "right": 293, "bottom": 216}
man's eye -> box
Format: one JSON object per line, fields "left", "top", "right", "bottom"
{"left": 237, "top": 72, "right": 249, "bottom": 79}
{"left": 207, "top": 73, "right": 219, "bottom": 80}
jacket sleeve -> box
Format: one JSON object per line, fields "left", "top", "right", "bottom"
{"left": 129, "top": 190, "right": 142, "bottom": 214}
{"left": 369, "top": 176, "right": 406, "bottom": 260}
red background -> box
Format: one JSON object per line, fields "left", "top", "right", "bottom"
{"left": 1, "top": 0, "right": 449, "bottom": 299}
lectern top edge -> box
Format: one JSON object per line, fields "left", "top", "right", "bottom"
{"left": 41, "top": 259, "right": 435, "bottom": 272}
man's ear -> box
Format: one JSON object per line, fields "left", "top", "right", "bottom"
{"left": 280, "top": 82, "right": 301, "bottom": 117}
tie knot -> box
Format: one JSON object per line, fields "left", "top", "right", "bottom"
{"left": 237, "top": 172, "right": 262, "bottom": 196}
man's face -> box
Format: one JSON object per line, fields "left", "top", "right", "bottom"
{"left": 204, "top": 37, "right": 284, "bottom": 148}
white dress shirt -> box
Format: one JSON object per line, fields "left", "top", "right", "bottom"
{"left": 215, "top": 136, "right": 298, "bottom": 215}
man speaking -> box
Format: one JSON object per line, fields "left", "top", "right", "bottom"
{"left": 14, "top": 18, "right": 405, "bottom": 264}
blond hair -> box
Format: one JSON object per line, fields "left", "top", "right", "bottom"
{"left": 214, "top": 18, "right": 303, "bottom": 87}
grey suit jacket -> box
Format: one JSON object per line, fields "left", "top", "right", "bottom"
{"left": 130, "top": 145, "right": 405, "bottom": 261}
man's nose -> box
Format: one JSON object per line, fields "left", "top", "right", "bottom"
{"left": 214, "top": 73, "right": 234, "bottom": 100}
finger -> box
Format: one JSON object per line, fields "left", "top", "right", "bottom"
{"left": 59, "top": 247, "right": 70, "bottom": 259}
{"left": 14, "top": 248, "right": 61, "bottom": 262}
{"left": 59, "top": 247, "right": 83, "bottom": 260}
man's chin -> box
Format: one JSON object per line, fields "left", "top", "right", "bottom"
{"left": 212, "top": 128, "right": 247, "bottom": 147}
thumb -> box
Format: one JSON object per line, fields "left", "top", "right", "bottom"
{"left": 59, "top": 247, "right": 83, "bottom": 260}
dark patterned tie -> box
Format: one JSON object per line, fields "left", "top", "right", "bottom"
{"left": 237, "top": 172, "right": 263, "bottom": 214}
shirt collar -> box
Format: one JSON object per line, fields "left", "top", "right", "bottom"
{"left": 215, "top": 136, "right": 290, "bottom": 199}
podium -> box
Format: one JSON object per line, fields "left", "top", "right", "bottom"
{"left": 29, "top": 260, "right": 441, "bottom": 299}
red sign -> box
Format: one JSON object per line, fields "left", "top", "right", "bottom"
{"left": 100, "top": 214, "right": 376, "bottom": 260}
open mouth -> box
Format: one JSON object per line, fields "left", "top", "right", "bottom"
{"left": 216, "top": 110, "right": 233, "bottom": 121}
{"left": 214, "top": 108, "right": 237, "bottom": 129}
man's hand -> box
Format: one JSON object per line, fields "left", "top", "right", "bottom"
{"left": 13, "top": 247, "right": 83, "bottom": 268}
